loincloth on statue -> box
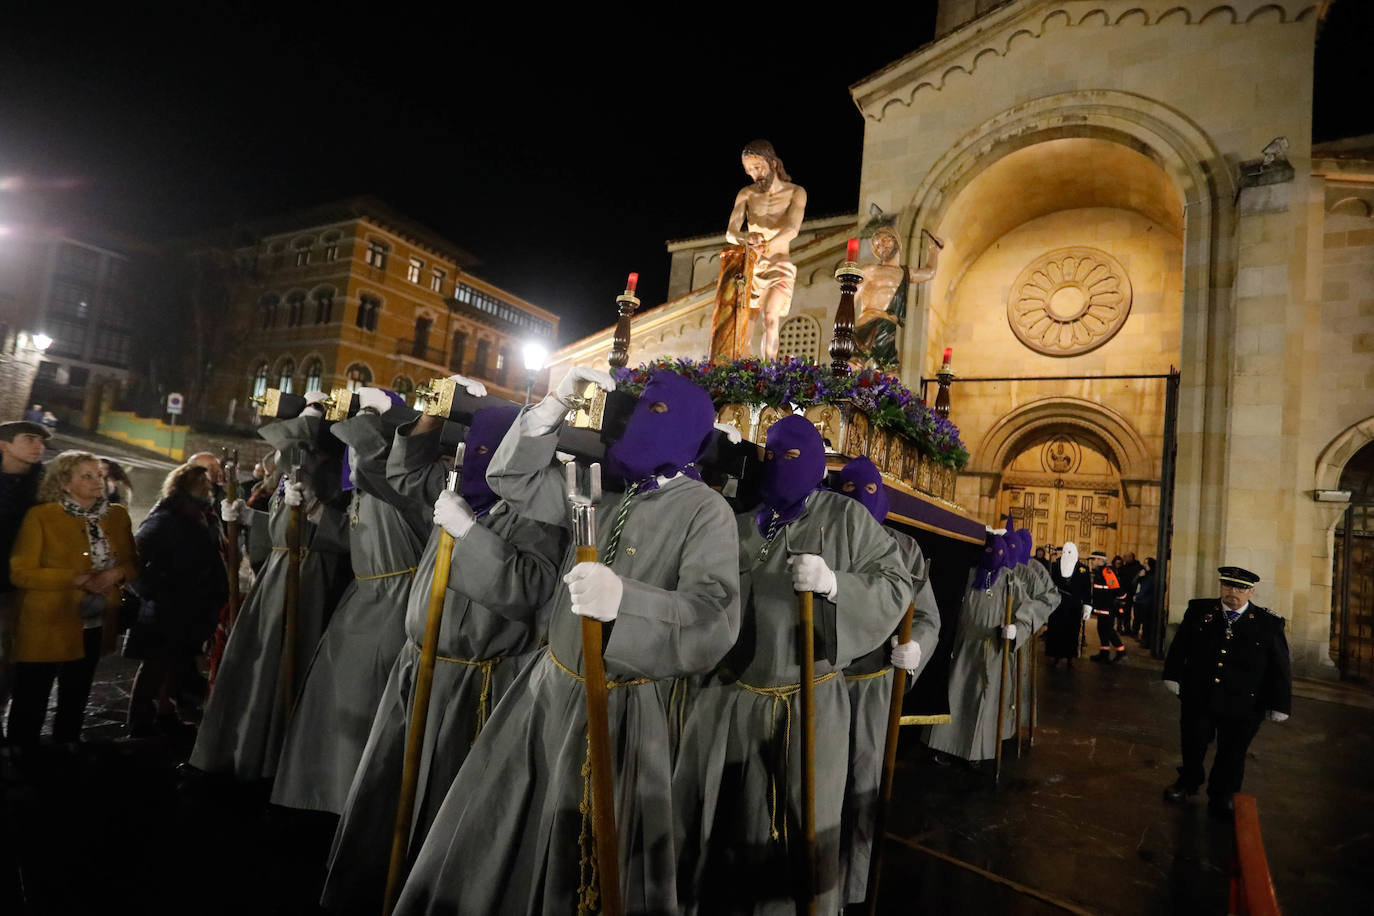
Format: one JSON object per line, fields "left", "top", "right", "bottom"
{"left": 748, "top": 254, "right": 797, "bottom": 315}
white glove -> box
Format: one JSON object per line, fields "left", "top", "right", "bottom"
{"left": 300, "top": 390, "right": 329, "bottom": 417}
{"left": 890, "top": 636, "right": 921, "bottom": 675}
{"left": 357, "top": 387, "right": 393, "bottom": 414}
{"left": 219, "top": 498, "right": 245, "bottom": 523}
{"left": 447, "top": 374, "right": 487, "bottom": 398}
{"left": 1267, "top": 710, "right": 1289, "bottom": 723}
{"left": 1000, "top": 623, "right": 1017, "bottom": 641}
{"left": 1163, "top": 679, "right": 1180, "bottom": 696}
{"left": 787, "top": 554, "right": 838, "bottom": 600}
{"left": 564, "top": 561, "right": 623, "bottom": 622}
{"left": 527, "top": 366, "right": 617, "bottom": 434}
{"left": 555, "top": 366, "right": 616, "bottom": 404}
{"left": 283, "top": 481, "right": 304, "bottom": 507}
{"left": 713, "top": 421, "right": 742, "bottom": 445}
{"left": 433, "top": 491, "right": 476, "bottom": 538}
{"left": 1082, "top": 603, "right": 1093, "bottom": 622}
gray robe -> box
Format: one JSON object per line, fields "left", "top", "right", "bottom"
{"left": 674, "top": 490, "right": 910, "bottom": 916}
{"left": 190, "top": 416, "right": 350, "bottom": 780}
{"left": 321, "top": 421, "right": 566, "bottom": 916}
{"left": 272, "top": 411, "right": 425, "bottom": 814}
{"left": 839, "top": 527, "right": 941, "bottom": 905}
{"left": 1012, "top": 559, "right": 1059, "bottom": 731}
{"left": 394, "top": 418, "right": 740, "bottom": 916}
{"left": 922, "top": 561, "right": 1055, "bottom": 762}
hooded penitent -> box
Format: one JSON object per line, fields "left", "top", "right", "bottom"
{"left": 341, "top": 389, "right": 407, "bottom": 492}
{"left": 973, "top": 533, "right": 1009, "bottom": 591}
{"left": 757, "top": 413, "right": 827, "bottom": 534}
{"left": 1008, "top": 527, "right": 1032, "bottom": 567}
{"left": 460, "top": 405, "right": 522, "bottom": 517}
{"left": 604, "top": 370, "right": 716, "bottom": 487}
{"left": 1059, "top": 541, "right": 1079, "bottom": 578}
{"left": 832, "top": 455, "right": 889, "bottom": 523}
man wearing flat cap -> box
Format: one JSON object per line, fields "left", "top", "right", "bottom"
{"left": 1162, "top": 566, "right": 1291, "bottom": 819}
{"left": 0, "top": 420, "right": 51, "bottom": 746}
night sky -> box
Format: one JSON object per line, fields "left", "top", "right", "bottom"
{"left": 1, "top": 2, "right": 1368, "bottom": 344}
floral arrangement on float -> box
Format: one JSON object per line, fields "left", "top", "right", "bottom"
{"left": 610, "top": 356, "right": 969, "bottom": 502}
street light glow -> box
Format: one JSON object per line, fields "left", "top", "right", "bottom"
{"left": 522, "top": 341, "right": 549, "bottom": 372}
{"left": 32, "top": 333, "right": 53, "bottom": 351}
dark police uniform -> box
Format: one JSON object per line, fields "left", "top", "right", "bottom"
{"left": 1162, "top": 568, "right": 1291, "bottom": 814}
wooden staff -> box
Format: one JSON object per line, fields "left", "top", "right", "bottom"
{"left": 1029, "top": 625, "right": 1040, "bottom": 748}
{"left": 383, "top": 443, "right": 465, "bottom": 916}
{"left": 864, "top": 602, "right": 916, "bottom": 916}
{"left": 569, "top": 462, "right": 622, "bottom": 916}
{"left": 1013, "top": 639, "right": 1024, "bottom": 758}
{"left": 222, "top": 449, "right": 242, "bottom": 626}
{"left": 798, "top": 589, "right": 818, "bottom": 915}
{"left": 993, "top": 584, "right": 1014, "bottom": 786}
{"left": 278, "top": 459, "right": 304, "bottom": 725}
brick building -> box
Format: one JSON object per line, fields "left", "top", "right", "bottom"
{"left": 210, "top": 197, "right": 557, "bottom": 424}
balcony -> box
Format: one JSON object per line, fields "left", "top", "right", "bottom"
{"left": 395, "top": 338, "right": 447, "bottom": 370}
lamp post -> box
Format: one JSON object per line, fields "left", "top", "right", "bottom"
{"left": 31, "top": 332, "right": 52, "bottom": 352}
{"left": 522, "top": 340, "right": 549, "bottom": 406}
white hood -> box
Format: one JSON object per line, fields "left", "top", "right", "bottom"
{"left": 1060, "top": 541, "right": 1079, "bottom": 578}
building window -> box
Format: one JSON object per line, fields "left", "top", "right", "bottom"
{"left": 450, "top": 331, "right": 467, "bottom": 373}
{"left": 277, "top": 358, "right": 296, "bottom": 393}
{"left": 295, "top": 248, "right": 310, "bottom": 267}
{"left": 406, "top": 256, "right": 423, "bottom": 284}
{"left": 323, "top": 234, "right": 340, "bottom": 262}
{"left": 56, "top": 244, "right": 100, "bottom": 284}
{"left": 777, "top": 315, "right": 822, "bottom": 362}
{"left": 251, "top": 362, "right": 269, "bottom": 399}
{"left": 269, "top": 242, "right": 286, "bottom": 271}
{"left": 345, "top": 363, "right": 372, "bottom": 392}
{"left": 474, "top": 338, "right": 490, "bottom": 378}
{"left": 286, "top": 291, "right": 306, "bottom": 327}
{"left": 365, "top": 240, "right": 389, "bottom": 269}
{"left": 303, "top": 358, "right": 324, "bottom": 392}
{"left": 313, "top": 288, "right": 334, "bottom": 324}
{"left": 391, "top": 375, "right": 414, "bottom": 398}
{"left": 496, "top": 349, "right": 508, "bottom": 386}
{"left": 259, "top": 294, "right": 279, "bottom": 330}
{"left": 356, "top": 294, "right": 381, "bottom": 332}
{"left": 430, "top": 267, "right": 445, "bottom": 293}
{"left": 454, "top": 282, "right": 554, "bottom": 337}
{"left": 412, "top": 316, "right": 432, "bottom": 360}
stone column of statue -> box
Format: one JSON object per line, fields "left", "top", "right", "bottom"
{"left": 724, "top": 139, "right": 807, "bottom": 360}
{"left": 850, "top": 225, "right": 940, "bottom": 371}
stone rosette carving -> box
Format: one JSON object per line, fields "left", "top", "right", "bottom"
{"left": 1007, "top": 247, "right": 1132, "bottom": 356}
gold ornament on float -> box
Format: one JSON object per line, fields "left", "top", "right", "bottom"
{"left": 1007, "top": 247, "right": 1132, "bottom": 356}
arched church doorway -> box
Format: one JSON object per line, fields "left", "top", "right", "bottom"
{"left": 1332, "top": 440, "right": 1374, "bottom": 682}
{"left": 996, "top": 426, "right": 1125, "bottom": 559}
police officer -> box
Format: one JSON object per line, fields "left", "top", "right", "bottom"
{"left": 1088, "top": 550, "right": 1126, "bottom": 662}
{"left": 1162, "top": 567, "right": 1291, "bottom": 819}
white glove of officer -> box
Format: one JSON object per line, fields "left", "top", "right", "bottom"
{"left": 357, "top": 387, "right": 393, "bottom": 414}
{"left": 1082, "top": 603, "right": 1093, "bottom": 622}
{"left": 1163, "top": 679, "right": 1180, "bottom": 696}
{"left": 1267, "top": 710, "right": 1289, "bottom": 723}
{"left": 219, "top": 498, "right": 246, "bottom": 523}
{"left": 564, "top": 561, "right": 623, "bottom": 622}
{"left": 1000, "top": 623, "right": 1018, "bottom": 641}
{"left": 447, "top": 374, "right": 487, "bottom": 398}
{"left": 283, "top": 481, "right": 305, "bottom": 507}
{"left": 890, "top": 636, "right": 921, "bottom": 675}
{"left": 433, "top": 491, "right": 476, "bottom": 539}
{"left": 713, "top": 421, "right": 742, "bottom": 444}
{"left": 301, "top": 390, "right": 329, "bottom": 417}
{"left": 788, "top": 554, "right": 838, "bottom": 600}
{"left": 527, "top": 366, "right": 617, "bottom": 435}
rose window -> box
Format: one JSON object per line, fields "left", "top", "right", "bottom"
{"left": 1007, "top": 247, "right": 1132, "bottom": 356}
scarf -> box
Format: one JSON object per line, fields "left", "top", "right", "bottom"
{"left": 61, "top": 495, "right": 114, "bottom": 571}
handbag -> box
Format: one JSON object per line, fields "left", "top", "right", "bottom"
{"left": 117, "top": 584, "right": 142, "bottom": 632}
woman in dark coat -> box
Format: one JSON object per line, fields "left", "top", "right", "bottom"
{"left": 126, "top": 462, "right": 229, "bottom": 736}
{"left": 1046, "top": 541, "right": 1092, "bottom": 666}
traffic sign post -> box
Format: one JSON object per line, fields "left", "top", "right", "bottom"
{"left": 167, "top": 392, "right": 184, "bottom": 425}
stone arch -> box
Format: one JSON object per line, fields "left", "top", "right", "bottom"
{"left": 1313, "top": 417, "right": 1374, "bottom": 675}
{"left": 901, "top": 89, "right": 1233, "bottom": 612}
{"left": 1315, "top": 417, "right": 1374, "bottom": 491}
{"left": 973, "top": 396, "right": 1154, "bottom": 482}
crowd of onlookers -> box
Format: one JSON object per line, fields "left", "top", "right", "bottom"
{"left": 0, "top": 418, "right": 256, "bottom": 770}
{"left": 1033, "top": 544, "right": 1159, "bottom": 644}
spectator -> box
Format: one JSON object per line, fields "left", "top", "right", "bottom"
{"left": 1119, "top": 551, "right": 1144, "bottom": 635}
{"left": 0, "top": 420, "right": 51, "bottom": 746}
{"left": 125, "top": 463, "right": 228, "bottom": 737}
{"left": 6, "top": 451, "right": 139, "bottom": 752}
{"left": 99, "top": 457, "right": 134, "bottom": 506}
{"left": 23, "top": 404, "right": 44, "bottom": 424}
{"left": 1135, "top": 557, "right": 1159, "bottom": 645}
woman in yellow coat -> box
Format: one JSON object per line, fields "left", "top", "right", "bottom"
{"left": 6, "top": 450, "right": 139, "bottom": 748}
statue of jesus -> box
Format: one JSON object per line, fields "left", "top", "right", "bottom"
{"left": 724, "top": 140, "right": 807, "bottom": 360}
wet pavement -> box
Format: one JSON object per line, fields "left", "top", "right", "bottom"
{"left": 3, "top": 633, "right": 1372, "bottom": 915}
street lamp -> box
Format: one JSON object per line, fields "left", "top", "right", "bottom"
{"left": 32, "top": 332, "right": 52, "bottom": 352}
{"left": 522, "top": 340, "right": 549, "bottom": 406}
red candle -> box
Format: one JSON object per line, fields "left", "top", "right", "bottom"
{"left": 626, "top": 272, "right": 639, "bottom": 293}
{"left": 942, "top": 347, "right": 953, "bottom": 367}
{"left": 846, "top": 237, "right": 859, "bottom": 262}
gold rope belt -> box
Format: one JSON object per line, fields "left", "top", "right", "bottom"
{"left": 844, "top": 667, "right": 893, "bottom": 683}
{"left": 734, "top": 671, "right": 841, "bottom": 841}
{"left": 354, "top": 566, "right": 417, "bottom": 581}
{"left": 431, "top": 649, "right": 505, "bottom": 737}
{"left": 547, "top": 646, "right": 653, "bottom": 689}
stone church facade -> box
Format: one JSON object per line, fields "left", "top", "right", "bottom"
{"left": 546, "top": 0, "right": 1374, "bottom": 679}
